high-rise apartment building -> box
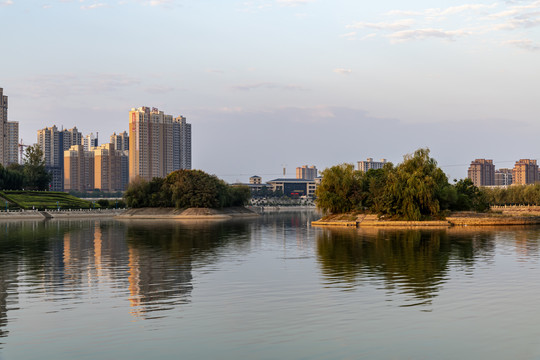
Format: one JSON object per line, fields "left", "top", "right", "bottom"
{"left": 37, "top": 125, "right": 82, "bottom": 191}
{"left": 495, "top": 168, "right": 513, "bottom": 186}
{"left": 110, "top": 131, "right": 129, "bottom": 151}
{"left": 129, "top": 107, "right": 192, "bottom": 182}
{"left": 467, "top": 159, "right": 495, "bottom": 186}
{"left": 0, "top": 88, "right": 18, "bottom": 166}
{"left": 174, "top": 116, "right": 191, "bottom": 170}
{"left": 358, "top": 158, "right": 387, "bottom": 172}
{"left": 296, "top": 165, "right": 318, "bottom": 180}
{"left": 64, "top": 145, "right": 94, "bottom": 192}
{"left": 83, "top": 133, "right": 98, "bottom": 151}
{"left": 513, "top": 159, "right": 538, "bottom": 185}
{"left": 6, "top": 121, "right": 18, "bottom": 165}
{"left": 0, "top": 88, "right": 7, "bottom": 166}
{"left": 92, "top": 143, "right": 129, "bottom": 192}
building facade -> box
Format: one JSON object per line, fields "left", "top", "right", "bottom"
{"left": 358, "top": 158, "right": 387, "bottom": 172}
{"left": 6, "top": 121, "right": 18, "bottom": 165}
{"left": 495, "top": 168, "right": 513, "bottom": 186}
{"left": 513, "top": 159, "right": 538, "bottom": 185}
{"left": 92, "top": 143, "right": 128, "bottom": 192}
{"left": 83, "top": 133, "right": 98, "bottom": 152}
{"left": 0, "top": 88, "right": 18, "bottom": 166}
{"left": 267, "top": 178, "right": 317, "bottom": 197}
{"left": 64, "top": 145, "right": 94, "bottom": 192}
{"left": 296, "top": 165, "right": 318, "bottom": 180}
{"left": 129, "top": 107, "right": 192, "bottom": 182}
{"left": 467, "top": 159, "right": 495, "bottom": 186}
{"left": 37, "top": 126, "right": 83, "bottom": 191}
{"left": 110, "top": 131, "right": 129, "bottom": 151}
{"left": 0, "top": 88, "right": 7, "bottom": 166}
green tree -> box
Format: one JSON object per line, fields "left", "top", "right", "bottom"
{"left": 380, "top": 148, "right": 450, "bottom": 220}
{"left": 22, "top": 145, "right": 51, "bottom": 191}
{"left": 315, "top": 163, "right": 364, "bottom": 214}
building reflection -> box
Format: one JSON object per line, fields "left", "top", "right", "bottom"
{"left": 316, "top": 227, "right": 497, "bottom": 306}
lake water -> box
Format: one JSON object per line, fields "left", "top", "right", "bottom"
{"left": 1, "top": 211, "right": 540, "bottom": 359}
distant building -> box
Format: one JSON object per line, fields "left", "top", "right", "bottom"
{"left": 249, "top": 176, "right": 262, "bottom": 185}
{"left": 495, "top": 168, "right": 513, "bottom": 186}
{"left": 467, "top": 159, "right": 495, "bottom": 186}
{"left": 267, "top": 178, "right": 317, "bottom": 197}
{"left": 296, "top": 165, "right": 318, "bottom": 180}
{"left": 6, "top": 121, "right": 18, "bottom": 165}
{"left": 358, "top": 158, "right": 387, "bottom": 172}
{"left": 83, "top": 133, "right": 98, "bottom": 152}
{"left": 513, "top": 159, "right": 538, "bottom": 185}
{"left": 37, "top": 125, "right": 82, "bottom": 191}
{"left": 64, "top": 145, "right": 94, "bottom": 192}
{"left": 174, "top": 116, "right": 191, "bottom": 170}
{"left": 110, "top": 131, "right": 129, "bottom": 151}
{"left": 129, "top": 107, "right": 192, "bottom": 182}
{"left": 92, "top": 143, "right": 128, "bottom": 192}
{"left": 0, "top": 88, "right": 18, "bottom": 166}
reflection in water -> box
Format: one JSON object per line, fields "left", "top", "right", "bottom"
{"left": 317, "top": 228, "right": 497, "bottom": 306}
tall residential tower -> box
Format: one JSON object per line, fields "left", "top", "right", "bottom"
{"left": 0, "top": 88, "right": 19, "bottom": 166}
{"left": 129, "top": 107, "right": 191, "bottom": 182}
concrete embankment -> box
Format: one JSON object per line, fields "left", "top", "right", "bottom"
{"left": 0, "top": 209, "right": 126, "bottom": 220}
{"left": 116, "top": 207, "right": 259, "bottom": 220}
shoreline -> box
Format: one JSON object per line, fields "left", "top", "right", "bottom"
{"left": 312, "top": 212, "right": 540, "bottom": 228}
{"left": 115, "top": 207, "right": 259, "bottom": 220}
{"left": 0, "top": 209, "right": 125, "bottom": 220}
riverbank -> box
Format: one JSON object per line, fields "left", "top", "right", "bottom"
{"left": 0, "top": 208, "right": 125, "bottom": 220}
{"left": 312, "top": 211, "right": 540, "bottom": 228}
{"left": 116, "top": 207, "right": 259, "bottom": 220}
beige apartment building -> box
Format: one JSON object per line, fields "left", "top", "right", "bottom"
{"left": 110, "top": 131, "right": 129, "bottom": 151}
{"left": 358, "top": 158, "right": 387, "bottom": 173}
{"left": 296, "top": 165, "right": 318, "bottom": 180}
{"left": 64, "top": 145, "right": 94, "bottom": 192}
{"left": 467, "top": 159, "right": 495, "bottom": 186}
{"left": 513, "top": 159, "right": 538, "bottom": 185}
{"left": 129, "top": 107, "right": 191, "bottom": 182}
{"left": 93, "top": 143, "right": 128, "bottom": 192}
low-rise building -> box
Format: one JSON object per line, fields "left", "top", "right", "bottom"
{"left": 267, "top": 178, "right": 317, "bottom": 197}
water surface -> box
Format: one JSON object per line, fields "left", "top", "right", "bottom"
{"left": 1, "top": 213, "right": 540, "bottom": 359}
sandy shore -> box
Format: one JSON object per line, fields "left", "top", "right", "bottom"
{"left": 116, "top": 207, "right": 259, "bottom": 220}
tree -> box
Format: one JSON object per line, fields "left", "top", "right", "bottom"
{"left": 22, "top": 145, "right": 51, "bottom": 191}
{"left": 315, "top": 163, "right": 364, "bottom": 214}
{"left": 380, "top": 148, "right": 450, "bottom": 220}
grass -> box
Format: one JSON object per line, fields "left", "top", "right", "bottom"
{"left": 0, "top": 191, "right": 97, "bottom": 210}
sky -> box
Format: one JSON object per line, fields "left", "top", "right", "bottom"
{"left": 1, "top": 0, "right": 540, "bottom": 183}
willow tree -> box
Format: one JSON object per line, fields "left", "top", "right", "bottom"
{"left": 381, "top": 148, "right": 450, "bottom": 221}
{"left": 315, "top": 163, "right": 364, "bottom": 214}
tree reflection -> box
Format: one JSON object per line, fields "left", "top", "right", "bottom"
{"left": 317, "top": 228, "right": 496, "bottom": 305}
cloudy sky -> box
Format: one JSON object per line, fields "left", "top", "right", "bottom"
{"left": 2, "top": 0, "right": 540, "bottom": 182}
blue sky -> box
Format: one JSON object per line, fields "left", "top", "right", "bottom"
{"left": 2, "top": 0, "right": 540, "bottom": 182}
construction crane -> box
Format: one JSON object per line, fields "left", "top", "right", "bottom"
{"left": 18, "top": 139, "right": 29, "bottom": 164}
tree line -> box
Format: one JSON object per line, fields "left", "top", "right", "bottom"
{"left": 0, "top": 145, "right": 51, "bottom": 191}
{"left": 481, "top": 185, "right": 540, "bottom": 206}
{"left": 124, "top": 169, "right": 251, "bottom": 209}
{"left": 316, "top": 148, "right": 488, "bottom": 220}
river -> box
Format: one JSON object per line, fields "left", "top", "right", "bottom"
{"left": 1, "top": 211, "right": 540, "bottom": 359}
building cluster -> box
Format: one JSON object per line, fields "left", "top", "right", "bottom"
{"left": 468, "top": 159, "right": 540, "bottom": 187}
{"left": 35, "top": 106, "right": 192, "bottom": 192}
{"left": 0, "top": 88, "right": 19, "bottom": 167}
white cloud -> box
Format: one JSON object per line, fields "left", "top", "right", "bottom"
{"left": 276, "top": 0, "right": 313, "bottom": 6}
{"left": 232, "top": 82, "right": 307, "bottom": 91}
{"left": 81, "top": 3, "right": 107, "bottom": 10}
{"left": 0, "top": 0, "right": 13, "bottom": 6}
{"left": 504, "top": 38, "right": 540, "bottom": 50}
{"left": 333, "top": 68, "right": 352, "bottom": 75}
{"left": 388, "top": 28, "right": 470, "bottom": 42}
{"left": 347, "top": 19, "right": 414, "bottom": 31}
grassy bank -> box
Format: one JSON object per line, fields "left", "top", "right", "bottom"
{"left": 0, "top": 191, "right": 96, "bottom": 210}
